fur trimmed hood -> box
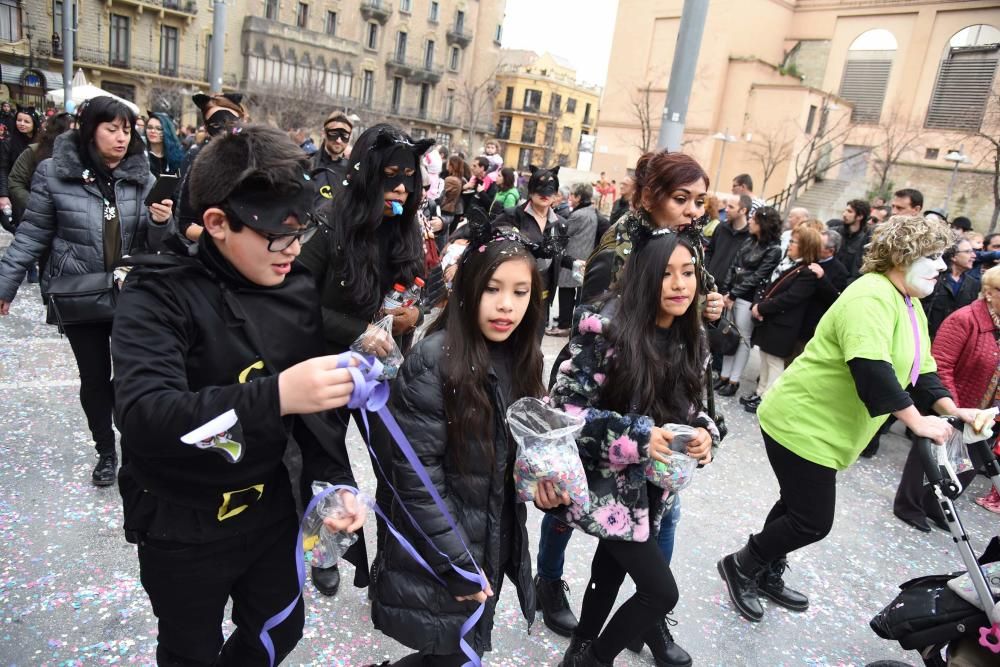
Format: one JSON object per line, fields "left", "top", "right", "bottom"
{"left": 51, "top": 131, "right": 151, "bottom": 185}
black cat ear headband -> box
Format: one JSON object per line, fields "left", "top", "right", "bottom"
{"left": 462, "top": 205, "right": 566, "bottom": 264}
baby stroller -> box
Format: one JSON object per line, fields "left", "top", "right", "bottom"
{"left": 869, "top": 417, "right": 1000, "bottom": 666}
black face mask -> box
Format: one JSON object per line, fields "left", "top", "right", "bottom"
{"left": 205, "top": 109, "right": 239, "bottom": 137}
{"left": 382, "top": 146, "right": 417, "bottom": 193}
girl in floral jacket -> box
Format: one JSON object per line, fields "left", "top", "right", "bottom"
{"left": 549, "top": 231, "right": 718, "bottom": 667}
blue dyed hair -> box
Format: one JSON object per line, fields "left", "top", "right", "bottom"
{"left": 149, "top": 112, "right": 184, "bottom": 173}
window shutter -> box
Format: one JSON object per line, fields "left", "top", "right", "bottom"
{"left": 838, "top": 58, "right": 892, "bottom": 124}
{"left": 925, "top": 47, "right": 998, "bottom": 132}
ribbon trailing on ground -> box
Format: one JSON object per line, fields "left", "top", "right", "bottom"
{"left": 260, "top": 352, "right": 487, "bottom": 667}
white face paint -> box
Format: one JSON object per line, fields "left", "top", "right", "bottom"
{"left": 904, "top": 255, "right": 946, "bottom": 298}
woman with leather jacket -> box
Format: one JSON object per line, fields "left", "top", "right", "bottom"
{"left": 0, "top": 97, "right": 171, "bottom": 486}
{"left": 717, "top": 206, "right": 783, "bottom": 396}
{"left": 370, "top": 224, "right": 562, "bottom": 665}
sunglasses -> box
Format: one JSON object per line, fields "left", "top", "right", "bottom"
{"left": 324, "top": 128, "right": 351, "bottom": 143}
{"left": 224, "top": 206, "right": 320, "bottom": 251}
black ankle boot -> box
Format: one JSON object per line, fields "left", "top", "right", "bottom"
{"left": 758, "top": 558, "right": 809, "bottom": 611}
{"left": 718, "top": 382, "right": 740, "bottom": 397}
{"left": 558, "top": 638, "right": 609, "bottom": 667}
{"left": 91, "top": 453, "right": 117, "bottom": 487}
{"left": 641, "top": 617, "right": 692, "bottom": 666}
{"left": 717, "top": 538, "right": 766, "bottom": 621}
{"left": 535, "top": 575, "right": 578, "bottom": 637}
{"left": 312, "top": 564, "right": 341, "bottom": 596}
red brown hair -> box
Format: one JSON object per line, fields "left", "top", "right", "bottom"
{"left": 631, "top": 150, "right": 710, "bottom": 211}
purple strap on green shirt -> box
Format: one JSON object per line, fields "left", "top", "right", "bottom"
{"left": 904, "top": 296, "right": 920, "bottom": 387}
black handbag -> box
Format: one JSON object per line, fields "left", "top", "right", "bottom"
{"left": 708, "top": 308, "right": 741, "bottom": 356}
{"left": 45, "top": 272, "right": 118, "bottom": 327}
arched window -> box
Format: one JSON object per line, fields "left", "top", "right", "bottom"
{"left": 926, "top": 24, "right": 1000, "bottom": 132}
{"left": 327, "top": 60, "right": 340, "bottom": 97}
{"left": 838, "top": 29, "right": 897, "bottom": 124}
{"left": 314, "top": 56, "right": 327, "bottom": 93}
{"left": 298, "top": 53, "right": 311, "bottom": 89}
{"left": 340, "top": 63, "right": 354, "bottom": 98}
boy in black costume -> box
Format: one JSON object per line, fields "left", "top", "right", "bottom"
{"left": 111, "top": 125, "right": 365, "bottom": 666}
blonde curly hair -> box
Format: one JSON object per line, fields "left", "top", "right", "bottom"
{"left": 861, "top": 215, "right": 954, "bottom": 275}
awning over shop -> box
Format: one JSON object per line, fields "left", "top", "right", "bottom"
{"left": 0, "top": 63, "right": 65, "bottom": 91}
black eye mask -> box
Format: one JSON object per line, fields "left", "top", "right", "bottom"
{"left": 205, "top": 109, "right": 239, "bottom": 137}
{"left": 382, "top": 146, "right": 418, "bottom": 193}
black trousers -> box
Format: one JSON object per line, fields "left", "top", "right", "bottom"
{"left": 137, "top": 518, "right": 304, "bottom": 666}
{"left": 750, "top": 430, "right": 838, "bottom": 563}
{"left": 894, "top": 434, "right": 981, "bottom": 522}
{"left": 556, "top": 287, "right": 577, "bottom": 328}
{"left": 575, "top": 536, "right": 678, "bottom": 662}
{"left": 63, "top": 321, "right": 116, "bottom": 455}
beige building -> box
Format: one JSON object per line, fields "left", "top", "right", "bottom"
{"left": 492, "top": 49, "right": 601, "bottom": 171}
{"left": 233, "top": 0, "right": 506, "bottom": 150}
{"left": 0, "top": 0, "right": 506, "bottom": 146}
{"left": 0, "top": 0, "right": 221, "bottom": 124}
{"left": 595, "top": 0, "right": 1000, "bottom": 226}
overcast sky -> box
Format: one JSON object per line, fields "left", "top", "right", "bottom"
{"left": 500, "top": 0, "right": 619, "bottom": 87}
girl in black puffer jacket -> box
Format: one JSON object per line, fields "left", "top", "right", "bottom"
{"left": 371, "top": 225, "right": 565, "bottom": 665}
{"left": 717, "top": 206, "right": 783, "bottom": 396}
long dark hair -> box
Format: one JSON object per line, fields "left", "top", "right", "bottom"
{"left": 148, "top": 111, "right": 184, "bottom": 173}
{"left": 600, "top": 233, "right": 707, "bottom": 424}
{"left": 752, "top": 206, "right": 782, "bottom": 245}
{"left": 428, "top": 239, "right": 545, "bottom": 469}
{"left": 499, "top": 166, "right": 516, "bottom": 190}
{"left": 8, "top": 108, "right": 39, "bottom": 159}
{"left": 330, "top": 123, "right": 430, "bottom": 314}
{"left": 34, "top": 112, "right": 74, "bottom": 165}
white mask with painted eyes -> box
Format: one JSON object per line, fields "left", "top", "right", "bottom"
{"left": 904, "top": 255, "right": 946, "bottom": 298}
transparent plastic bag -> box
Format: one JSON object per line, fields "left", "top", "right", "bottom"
{"left": 507, "top": 397, "right": 589, "bottom": 512}
{"left": 645, "top": 423, "right": 700, "bottom": 493}
{"left": 350, "top": 315, "right": 404, "bottom": 380}
{"left": 302, "top": 482, "right": 372, "bottom": 569}
{"left": 945, "top": 428, "right": 974, "bottom": 476}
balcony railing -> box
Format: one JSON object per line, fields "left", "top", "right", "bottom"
{"left": 360, "top": 0, "right": 392, "bottom": 23}
{"left": 242, "top": 16, "right": 360, "bottom": 56}
{"left": 385, "top": 55, "right": 442, "bottom": 83}
{"left": 109, "top": 0, "right": 197, "bottom": 19}
{"left": 39, "top": 41, "right": 216, "bottom": 83}
{"left": 446, "top": 25, "right": 472, "bottom": 47}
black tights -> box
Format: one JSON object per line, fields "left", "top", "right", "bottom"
{"left": 64, "top": 322, "right": 116, "bottom": 455}
{"left": 575, "top": 536, "right": 678, "bottom": 663}
{"left": 750, "top": 430, "right": 837, "bottom": 562}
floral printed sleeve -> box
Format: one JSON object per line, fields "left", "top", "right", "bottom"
{"left": 549, "top": 304, "right": 655, "bottom": 466}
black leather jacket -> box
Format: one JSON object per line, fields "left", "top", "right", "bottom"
{"left": 720, "top": 237, "right": 782, "bottom": 301}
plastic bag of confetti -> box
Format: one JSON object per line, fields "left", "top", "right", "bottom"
{"left": 645, "top": 424, "right": 699, "bottom": 493}
{"left": 302, "top": 482, "right": 372, "bottom": 569}
{"left": 350, "top": 315, "right": 403, "bottom": 381}
{"left": 508, "top": 397, "right": 589, "bottom": 512}
{"left": 945, "top": 428, "right": 974, "bottom": 476}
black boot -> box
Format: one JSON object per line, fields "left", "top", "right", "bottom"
{"left": 717, "top": 538, "right": 766, "bottom": 621}
{"left": 757, "top": 558, "right": 808, "bottom": 611}
{"left": 641, "top": 617, "right": 692, "bottom": 667}
{"left": 312, "top": 564, "right": 341, "bottom": 596}
{"left": 91, "top": 453, "right": 117, "bottom": 487}
{"left": 558, "top": 638, "right": 609, "bottom": 667}
{"left": 535, "top": 575, "right": 578, "bottom": 637}
{"left": 717, "top": 382, "right": 740, "bottom": 397}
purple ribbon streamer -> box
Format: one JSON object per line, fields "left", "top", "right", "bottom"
{"left": 259, "top": 352, "right": 486, "bottom": 667}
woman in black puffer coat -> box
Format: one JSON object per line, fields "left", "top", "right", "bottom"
{"left": 0, "top": 97, "right": 169, "bottom": 487}
{"left": 371, "top": 228, "right": 560, "bottom": 665}
{"left": 717, "top": 206, "right": 783, "bottom": 396}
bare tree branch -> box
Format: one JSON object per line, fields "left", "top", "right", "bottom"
{"left": 457, "top": 58, "right": 504, "bottom": 153}
{"left": 787, "top": 106, "right": 864, "bottom": 212}
{"left": 869, "top": 110, "right": 922, "bottom": 196}
{"left": 969, "top": 91, "right": 1000, "bottom": 232}
{"left": 629, "top": 82, "right": 655, "bottom": 154}
{"left": 747, "top": 126, "right": 794, "bottom": 193}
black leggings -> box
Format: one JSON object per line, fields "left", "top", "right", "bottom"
{"left": 575, "top": 536, "right": 678, "bottom": 663}
{"left": 556, "top": 287, "right": 577, "bottom": 328}
{"left": 63, "top": 322, "right": 116, "bottom": 455}
{"left": 750, "top": 430, "right": 838, "bottom": 563}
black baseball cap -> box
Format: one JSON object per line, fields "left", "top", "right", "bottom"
{"left": 225, "top": 170, "right": 318, "bottom": 233}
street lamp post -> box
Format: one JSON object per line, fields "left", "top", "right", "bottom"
{"left": 712, "top": 129, "right": 738, "bottom": 192}
{"left": 943, "top": 147, "right": 969, "bottom": 215}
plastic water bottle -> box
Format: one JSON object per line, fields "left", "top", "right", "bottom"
{"left": 402, "top": 277, "right": 425, "bottom": 308}
{"left": 382, "top": 283, "right": 407, "bottom": 311}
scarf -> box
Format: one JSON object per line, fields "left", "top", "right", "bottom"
{"left": 769, "top": 255, "right": 800, "bottom": 283}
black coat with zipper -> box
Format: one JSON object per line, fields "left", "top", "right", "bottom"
{"left": 719, "top": 237, "right": 782, "bottom": 301}
{"left": 110, "top": 238, "right": 355, "bottom": 544}
{"left": 371, "top": 331, "right": 536, "bottom": 655}
{"left": 750, "top": 264, "right": 819, "bottom": 358}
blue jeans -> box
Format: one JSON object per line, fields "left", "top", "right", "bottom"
{"left": 537, "top": 496, "right": 682, "bottom": 580}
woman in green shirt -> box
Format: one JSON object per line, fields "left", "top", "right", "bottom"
{"left": 717, "top": 215, "right": 987, "bottom": 623}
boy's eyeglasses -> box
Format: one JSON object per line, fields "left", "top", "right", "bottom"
{"left": 223, "top": 206, "right": 320, "bottom": 251}
{"left": 324, "top": 129, "right": 351, "bottom": 143}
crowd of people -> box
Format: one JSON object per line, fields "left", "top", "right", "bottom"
{"left": 0, "top": 90, "right": 996, "bottom": 667}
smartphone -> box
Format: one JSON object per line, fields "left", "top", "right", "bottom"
{"left": 144, "top": 173, "right": 180, "bottom": 207}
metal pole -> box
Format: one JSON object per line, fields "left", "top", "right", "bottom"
{"left": 62, "top": 0, "right": 74, "bottom": 112}
{"left": 209, "top": 1, "right": 227, "bottom": 93}
{"left": 943, "top": 146, "right": 964, "bottom": 214}
{"left": 657, "top": 0, "right": 709, "bottom": 151}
